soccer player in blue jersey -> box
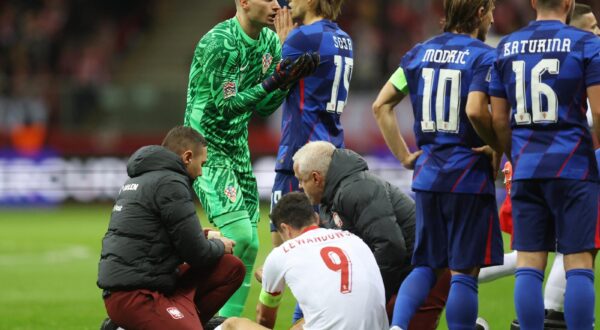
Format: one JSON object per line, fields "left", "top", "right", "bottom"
{"left": 372, "top": 0, "right": 503, "bottom": 329}
{"left": 485, "top": 0, "right": 600, "bottom": 328}
{"left": 269, "top": 0, "right": 352, "bottom": 247}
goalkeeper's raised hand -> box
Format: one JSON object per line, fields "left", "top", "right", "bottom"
{"left": 261, "top": 52, "right": 320, "bottom": 93}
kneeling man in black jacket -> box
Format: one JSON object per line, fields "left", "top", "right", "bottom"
{"left": 292, "top": 141, "right": 449, "bottom": 329}
{"left": 97, "top": 126, "right": 245, "bottom": 330}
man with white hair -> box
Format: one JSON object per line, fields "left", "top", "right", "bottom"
{"left": 292, "top": 141, "right": 449, "bottom": 329}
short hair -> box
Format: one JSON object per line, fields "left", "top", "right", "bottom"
{"left": 270, "top": 192, "right": 316, "bottom": 230}
{"left": 161, "top": 126, "right": 207, "bottom": 155}
{"left": 443, "top": 0, "right": 494, "bottom": 34}
{"left": 536, "top": 0, "right": 566, "bottom": 10}
{"left": 292, "top": 141, "right": 335, "bottom": 179}
{"left": 573, "top": 3, "right": 593, "bottom": 21}
{"left": 314, "top": 0, "right": 345, "bottom": 20}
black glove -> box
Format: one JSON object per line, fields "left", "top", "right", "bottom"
{"left": 261, "top": 52, "right": 321, "bottom": 92}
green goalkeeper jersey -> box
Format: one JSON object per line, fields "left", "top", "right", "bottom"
{"left": 184, "top": 18, "right": 287, "bottom": 168}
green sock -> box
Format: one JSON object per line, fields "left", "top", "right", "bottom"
{"left": 217, "top": 220, "right": 259, "bottom": 317}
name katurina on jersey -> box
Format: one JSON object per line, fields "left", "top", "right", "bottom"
{"left": 282, "top": 231, "right": 352, "bottom": 253}
{"left": 503, "top": 38, "right": 571, "bottom": 56}
{"left": 421, "top": 49, "right": 470, "bottom": 64}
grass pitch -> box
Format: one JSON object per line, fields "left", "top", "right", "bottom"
{"left": 0, "top": 203, "right": 598, "bottom": 329}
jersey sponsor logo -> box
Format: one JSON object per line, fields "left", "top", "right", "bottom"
{"left": 223, "top": 81, "right": 237, "bottom": 99}
{"left": 262, "top": 53, "right": 273, "bottom": 74}
{"left": 332, "top": 212, "right": 343, "bottom": 228}
{"left": 166, "top": 307, "right": 184, "bottom": 319}
{"left": 224, "top": 185, "right": 237, "bottom": 203}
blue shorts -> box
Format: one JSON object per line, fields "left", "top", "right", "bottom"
{"left": 511, "top": 179, "right": 600, "bottom": 254}
{"left": 270, "top": 171, "right": 299, "bottom": 232}
{"left": 413, "top": 191, "right": 504, "bottom": 270}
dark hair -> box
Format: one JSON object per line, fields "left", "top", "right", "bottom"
{"left": 443, "top": 0, "right": 493, "bottom": 34}
{"left": 270, "top": 192, "right": 316, "bottom": 230}
{"left": 573, "top": 3, "right": 593, "bottom": 20}
{"left": 315, "top": 0, "right": 345, "bottom": 20}
{"left": 161, "top": 126, "right": 207, "bottom": 155}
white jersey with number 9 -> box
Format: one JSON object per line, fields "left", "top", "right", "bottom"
{"left": 262, "top": 227, "right": 388, "bottom": 330}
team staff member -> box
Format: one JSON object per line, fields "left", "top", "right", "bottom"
{"left": 98, "top": 126, "right": 244, "bottom": 330}
{"left": 292, "top": 141, "right": 450, "bottom": 329}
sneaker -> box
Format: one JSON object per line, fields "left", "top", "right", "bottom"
{"left": 476, "top": 317, "right": 490, "bottom": 330}
{"left": 510, "top": 318, "right": 520, "bottom": 330}
{"left": 544, "top": 309, "right": 566, "bottom": 329}
{"left": 205, "top": 316, "right": 227, "bottom": 330}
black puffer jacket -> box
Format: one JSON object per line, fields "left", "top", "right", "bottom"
{"left": 97, "top": 146, "right": 224, "bottom": 294}
{"left": 320, "top": 149, "right": 416, "bottom": 299}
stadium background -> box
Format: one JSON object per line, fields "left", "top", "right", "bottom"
{"left": 0, "top": 0, "right": 599, "bottom": 329}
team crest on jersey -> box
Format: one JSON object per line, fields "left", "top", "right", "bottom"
{"left": 224, "top": 185, "right": 237, "bottom": 203}
{"left": 166, "top": 307, "right": 184, "bottom": 319}
{"left": 332, "top": 212, "right": 343, "bottom": 228}
{"left": 223, "top": 81, "right": 237, "bottom": 99}
{"left": 262, "top": 53, "right": 273, "bottom": 74}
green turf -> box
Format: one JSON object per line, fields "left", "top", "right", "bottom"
{"left": 0, "top": 203, "right": 598, "bottom": 329}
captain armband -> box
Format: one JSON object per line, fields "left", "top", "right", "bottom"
{"left": 259, "top": 288, "right": 283, "bottom": 308}
{"left": 389, "top": 67, "right": 409, "bottom": 94}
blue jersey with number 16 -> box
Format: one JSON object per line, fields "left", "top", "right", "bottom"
{"left": 489, "top": 20, "right": 600, "bottom": 181}
{"left": 400, "top": 32, "right": 496, "bottom": 195}
{"left": 275, "top": 20, "right": 353, "bottom": 172}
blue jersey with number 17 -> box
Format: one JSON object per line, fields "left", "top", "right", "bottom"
{"left": 400, "top": 32, "right": 496, "bottom": 195}
{"left": 489, "top": 20, "right": 600, "bottom": 181}
{"left": 275, "top": 19, "right": 353, "bottom": 172}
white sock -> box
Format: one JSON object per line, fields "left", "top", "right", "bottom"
{"left": 478, "top": 250, "right": 517, "bottom": 283}
{"left": 544, "top": 253, "right": 565, "bottom": 311}
{"left": 214, "top": 326, "right": 223, "bottom": 330}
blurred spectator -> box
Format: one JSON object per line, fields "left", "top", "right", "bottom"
{"left": 0, "top": 0, "right": 157, "bottom": 153}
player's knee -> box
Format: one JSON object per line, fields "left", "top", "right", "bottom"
{"left": 246, "top": 234, "right": 259, "bottom": 259}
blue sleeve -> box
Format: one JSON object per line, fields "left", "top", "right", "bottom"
{"left": 596, "top": 149, "right": 600, "bottom": 170}
{"left": 585, "top": 36, "right": 600, "bottom": 87}
{"left": 282, "top": 27, "right": 318, "bottom": 60}
{"left": 488, "top": 48, "right": 507, "bottom": 98}
{"left": 469, "top": 49, "right": 495, "bottom": 93}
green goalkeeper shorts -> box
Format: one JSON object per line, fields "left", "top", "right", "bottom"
{"left": 193, "top": 166, "right": 260, "bottom": 227}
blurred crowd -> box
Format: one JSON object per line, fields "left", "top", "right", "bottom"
{"left": 1, "top": 0, "right": 599, "bottom": 156}
{"left": 0, "top": 0, "right": 156, "bottom": 154}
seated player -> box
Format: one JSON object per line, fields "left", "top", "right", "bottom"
{"left": 218, "top": 192, "right": 389, "bottom": 330}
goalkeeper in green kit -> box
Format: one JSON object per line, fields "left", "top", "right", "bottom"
{"left": 183, "top": 0, "right": 319, "bottom": 317}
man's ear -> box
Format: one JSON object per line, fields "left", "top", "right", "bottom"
{"left": 239, "top": 0, "right": 250, "bottom": 10}
{"left": 312, "top": 171, "right": 324, "bottom": 186}
{"left": 182, "top": 150, "right": 193, "bottom": 165}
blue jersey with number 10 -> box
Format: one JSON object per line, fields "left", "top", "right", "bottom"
{"left": 275, "top": 20, "right": 353, "bottom": 172}
{"left": 489, "top": 20, "right": 600, "bottom": 181}
{"left": 400, "top": 32, "right": 496, "bottom": 195}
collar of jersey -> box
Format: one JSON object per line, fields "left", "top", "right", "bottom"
{"left": 300, "top": 225, "right": 319, "bottom": 234}
{"left": 232, "top": 17, "right": 259, "bottom": 46}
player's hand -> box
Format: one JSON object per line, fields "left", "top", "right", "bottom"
{"left": 275, "top": 7, "right": 297, "bottom": 45}
{"left": 262, "top": 52, "right": 320, "bottom": 92}
{"left": 217, "top": 237, "right": 236, "bottom": 254}
{"left": 472, "top": 145, "right": 500, "bottom": 179}
{"left": 401, "top": 150, "right": 423, "bottom": 170}
{"left": 254, "top": 265, "right": 264, "bottom": 283}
